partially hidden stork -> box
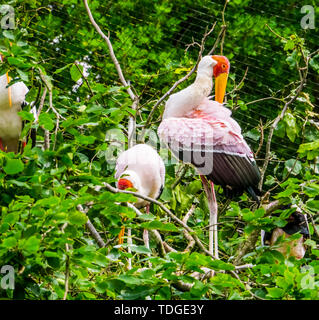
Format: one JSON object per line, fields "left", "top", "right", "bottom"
{"left": 0, "top": 54, "right": 29, "bottom": 153}
{"left": 115, "top": 144, "right": 165, "bottom": 249}
{"left": 158, "top": 55, "right": 261, "bottom": 258}
{"left": 262, "top": 205, "right": 309, "bottom": 259}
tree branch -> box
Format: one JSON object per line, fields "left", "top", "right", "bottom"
{"left": 258, "top": 56, "right": 310, "bottom": 190}
{"left": 103, "top": 182, "right": 218, "bottom": 259}
{"left": 77, "top": 204, "right": 107, "bottom": 248}
{"left": 83, "top": 0, "right": 136, "bottom": 102}
{"left": 140, "top": 22, "right": 217, "bottom": 137}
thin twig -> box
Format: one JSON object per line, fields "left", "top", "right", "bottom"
{"left": 254, "top": 119, "right": 264, "bottom": 158}
{"left": 127, "top": 203, "right": 166, "bottom": 256}
{"left": 141, "top": 22, "right": 217, "bottom": 136}
{"left": 74, "top": 61, "right": 94, "bottom": 97}
{"left": 77, "top": 204, "right": 106, "bottom": 248}
{"left": 61, "top": 223, "right": 70, "bottom": 300}
{"left": 225, "top": 67, "right": 248, "bottom": 97}
{"left": 246, "top": 96, "right": 283, "bottom": 106}
{"left": 258, "top": 58, "right": 309, "bottom": 190}
{"left": 171, "top": 165, "right": 189, "bottom": 189}
{"left": 183, "top": 205, "right": 196, "bottom": 252}
{"left": 83, "top": 0, "right": 136, "bottom": 102}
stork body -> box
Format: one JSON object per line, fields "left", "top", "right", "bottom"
{"left": 159, "top": 97, "right": 260, "bottom": 199}
{"left": 0, "top": 72, "right": 29, "bottom": 152}
{"left": 158, "top": 55, "right": 260, "bottom": 258}
{"left": 115, "top": 144, "right": 165, "bottom": 246}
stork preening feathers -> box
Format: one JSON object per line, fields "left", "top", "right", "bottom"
{"left": 115, "top": 144, "right": 165, "bottom": 247}
{"left": 158, "top": 55, "right": 261, "bottom": 258}
{"left": 0, "top": 54, "right": 29, "bottom": 153}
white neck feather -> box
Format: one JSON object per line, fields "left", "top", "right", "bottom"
{"left": 162, "top": 55, "right": 216, "bottom": 119}
{"left": 163, "top": 73, "right": 213, "bottom": 119}
{"left": 119, "top": 170, "right": 145, "bottom": 195}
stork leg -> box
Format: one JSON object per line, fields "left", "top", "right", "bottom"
{"left": 143, "top": 204, "right": 152, "bottom": 267}
{"left": 143, "top": 204, "right": 150, "bottom": 250}
{"left": 200, "top": 175, "right": 219, "bottom": 259}
{"left": 210, "top": 181, "right": 219, "bottom": 259}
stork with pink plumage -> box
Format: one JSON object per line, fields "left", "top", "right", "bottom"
{"left": 158, "top": 55, "right": 261, "bottom": 259}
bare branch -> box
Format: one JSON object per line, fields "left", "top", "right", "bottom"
{"left": 246, "top": 96, "right": 283, "bottom": 106}
{"left": 254, "top": 119, "right": 264, "bottom": 158}
{"left": 258, "top": 56, "right": 309, "bottom": 190}
{"left": 140, "top": 22, "right": 217, "bottom": 136}
{"left": 183, "top": 205, "right": 196, "bottom": 252}
{"left": 83, "top": 0, "right": 136, "bottom": 102}
{"left": 225, "top": 67, "right": 248, "bottom": 98}
{"left": 171, "top": 165, "right": 189, "bottom": 189}
{"left": 77, "top": 204, "right": 106, "bottom": 248}
{"left": 36, "top": 87, "right": 47, "bottom": 118}
{"left": 61, "top": 223, "right": 70, "bottom": 300}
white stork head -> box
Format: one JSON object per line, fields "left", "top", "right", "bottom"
{"left": 117, "top": 169, "right": 143, "bottom": 192}
{"left": 196, "top": 55, "right": 231, "bottom": 104}
{"left": 197, "top": 55, "right": 217, "bottom": 78}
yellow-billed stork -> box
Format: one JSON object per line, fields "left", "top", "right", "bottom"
{"left": 115, "top": 143, "right": 165, "bottom": 247}
{"left": 0, "top": 55, "right": 29, "bottom": 153}
{"left": 158, "top": 55, "right": 261, "bottom": 258}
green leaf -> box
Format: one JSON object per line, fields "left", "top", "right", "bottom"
{"left": 298, "top": 140, "right": 319, "bottom": 153}
{"left": 306, "top": 200, "right": 319, "bottom": 212}
{"left": 20, "top": 236, "right": 41, "bottom": 255}
{"left": 284, "top": 39, "right": 295, "bottom": 51}
{"left": 18, "top": 110, "right": 35, "bottom": 122}
{"left": 266, "top": 287, "right": 284, "bottom": 299}
{"left": 2, "top": 237, "right": 17, "bottom": 248}
{"left": 17, "top": 69, "right": 29, "bottom": 82}
{"left": 284, "top": 159, "right": 302, "bottom": 176}
{"left": 75, "top": 135, "right": 96, "bottom": 145}
{"left": 303, "top": 183, "right": 319, "bottom": 197}
{"left": 70, "top": 64, "right": 83, "bottom": 82}
{"left": 129, "top": 245, "right": 151, "bottom": 254}
{"left": 39, "top": 113, "right": 55, "bottom": 131}
{"left": 243, "top": 128, "right": 260, "bottom": 141}
{"left": 54, "top": 63, "right": 73, "bottom": 74}
{"left": 2, "top": 30, "right": 15, "bottom": 40}
{"left": 209, "top": 260, "right": 235, "bottom": 271}
{"left": 284, "top": 112, "right": 297, "bottom": 142}
{"left": 141, "top": 220, "right": 178, "bottom": 232}
{"left": 69, "top": 210, "right": 88, "bottom": 225}
{"left": 4, "top": 159, "right": 24, "bottom": 175}
{"left": 117, "top": 275, "right": 142, "bottom": 285}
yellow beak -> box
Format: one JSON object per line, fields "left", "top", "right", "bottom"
{"left": 215, "top": 72, "right": 228, "bottom": 103}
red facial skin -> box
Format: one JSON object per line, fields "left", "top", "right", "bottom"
{"left": 212, "top": 55, "right": 230, "bottom": 78}
{"left": 118, "top": 178, "right": 134, "bottom": 190}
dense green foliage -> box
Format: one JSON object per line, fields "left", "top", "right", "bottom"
{"left": 0, "top": 0, "right": 318, "bottom": 300}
